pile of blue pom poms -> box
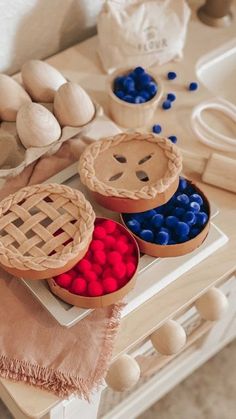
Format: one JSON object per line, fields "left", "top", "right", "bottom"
{"left": 113, "top": 67, "right": 158, "bottom": 104}
{"left": 123, "top": 178, "right": 209, "bottom": 245}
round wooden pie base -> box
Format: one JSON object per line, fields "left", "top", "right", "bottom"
{"left": 121, "top": 182, "right": 211, "bottom": 257}
{"left": 92, "top": 177, "right": 179, "bottom": 213}
{"left": 1, "top": 239, "right": 91, "bottom": 280}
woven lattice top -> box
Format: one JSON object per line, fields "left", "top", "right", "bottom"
{"left": 0, "top": 183, "right": 95, "bottom": 271}
{"left": 79, "top": 132, "right": 182, "bottom": 200}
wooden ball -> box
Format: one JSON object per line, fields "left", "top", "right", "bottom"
{"left": 151, "top": 320, "right": 186, "bottom": 355}
{"left": 195, "top": 287, "right": 228, "bottom": 321}
{"left": 105, "top": 355, "right": 140, "bottom": 392}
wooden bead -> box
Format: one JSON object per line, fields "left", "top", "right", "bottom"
{"left": 195, "top": 287, "right": 228, "bottom": 321}
{"left": 151, "top": 320, "right": 186, "bottom": 355}
{"left": 105, "top": 355, "right": 140, "bottom": 392}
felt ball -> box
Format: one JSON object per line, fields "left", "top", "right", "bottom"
{"left": 189, "top": 82, "right": 198, "bottom": 91}
{"left": 189, "top": 194, "right": 203, "bottom": 206}
{"left": 85, "top": 271, "right": 97, "bottom": 282}
{"left": 134, "top": 96, "right": 145, "bottom": 104}
{"left": 140, "top": 209, "right": 156, "bottom": 220}
{"left": 116, "top": 240, "right": 129, "bottom": 254}
{"left": 103, "top": 220, "right": 117, "bottom": 234}
{"left": 92, "top": 263, "right": 103, "bottom": 276}
{"left": 88, "top": 281, "right": 103, "bottom": 297}
{"left": 167, "top": 71, "right": 177, "bottom": 80}
{"left": 167, "top": 92, "right": 176, "bottom": 102}
{"left": 140, "top": 229, "right": 154, "bottom": 242}
{"left": 123, "top": 77, "right": 135, "bottom": 93}
{"left": 189, "top": 227, "right": 201, "bottom": 238}
{"left": 147, "top": 82, "right": 157, "bottom": 96}
{"left": 115, "top": 90, "right": 125, "bottom": 100}
{"left": 67, "top": 270, "right": 77, "bottom": 280}
{"left": 90, "top": 240, "right": 104, "bottom": 252}
{"left": 168, "top": 135, "right": 177, "bottom": 144}
{"left": 123, "top": 95, "right": 134, "bottom": 103}
{"left": 151, "top": 214, "right": 164, "bottom": 229}
{"left": 103, "top": 277, "right": 118, "bottom": 293}
{"left": 173, "top": 207, "right": 185, "bottom": 218}
{"left": 113, "top": 262, "right": 127, "bottom": 279}
{"left": 175, "top": 222, "right": 190, "bottom": 237}
{"left": 165, "top": 216, "right": 179, "bottom": 228}
{"left": 55, "top": 273, "right": 73, "bottom": 288}
{"left": 160, "top": 227, "right": 170, "bottom": 234}
{"left": 107, "top": 251, "right": 122, "bottom": 265}
{"left": 114, "top": 76, "right": 126, "bottom": 89}
{"left": 70, "top": 277, "right": 87, "bottom": 295}
{"left": 127, "top": 219, "right": 141, "bottom": 234}
{"left": 125, "top": 255, "right": 137, "bottom": 265}
{"left": 178, "top": 177, "right": 188, "bottom": 191}
{"left": 139, "top": 90, "right": 151, "bottom": 101}
{"left": 177, "top": 235, "right": 189, "bottom": 243}
{"left": 118, "top": 233, "right": 129, "bottom": 243}
{"left": 138, "top": 73, "right": 152, "bottom": 87}
{"left": 126, "top": 243, "right": 136, "bottom": 255}
{"left": 117, "top": 277, "right": 128, "bottom": 288}
{"left": 93, "top": 226, "right": 106, "bottom": 240}
{"left": 126, "top": 262, "right": 136, "bottom": 277}
{"left": 152, "top": 124, "right": 162, "bottom": 134}
{"left": 134, "top": 66, "right": 145, "bottom": 76}
{"left": 94, "top": 250, "right": 106, "bottom": 265}
{"left": 182, "top": 211, "right": 196, "bottom": 226}
{"left": 196, "top": 212, "right": 208, "bottom": 226}
{"left": 103, "top": 268, "right": 113, "bottom": 279}
{"left": 155, "top": 231, "right": 169, "bottom": 245}
{"left": 162, "top": 100, "right": 171, "bottom": 110}
{"left": 176, "top": 194, "right": 190, "bottom": 206}
{"left": 76, "top": 259, "right": 92, "bottom": 273}
{"left": 189, "top": 201, "right": 201, "bottom": 213}
{"left": 104, "top": 235, "right": 116, "bottom": 249}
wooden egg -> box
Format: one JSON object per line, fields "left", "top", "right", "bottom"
{"left": 21, "top": 60, "right": 66, "bottom": 103}
{"left": 16, "top": 103, "right": 61, "bottom": 148}
{"left": 53, "top": 82, "right": 95, "bottom": 127}
{"left": 195, "top": 287, "right": 228, "bottom": 321}
{"left": 0, "top": 74, "right": 31, "bottom": 122}
{"left": 151, "top": 320, "right": 187, "bottom": 355}
{"left": 105, "top": 355, "right": 140, "bottom": 392}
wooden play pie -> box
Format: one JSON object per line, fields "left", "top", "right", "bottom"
{"left": 0, "top": 183, "right": 95, "bottom": 279}
{"left": 79, "top": 132, "right": 182, "bottom": 213}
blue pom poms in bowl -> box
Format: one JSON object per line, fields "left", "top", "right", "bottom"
{"left": 121, "top": 178, "right": 210, "bottom": 257}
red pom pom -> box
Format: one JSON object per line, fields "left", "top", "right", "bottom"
{"left": 116, "top": 240, "right": 129, "bottom": 255}
{"left": 92, "top": 263, "right": 102, "bottom": 276}
{"left": 70, "top": 277, "right": 87, "bottom": 295}
{"left": 125, "top": 256, "right": 137, "bottom": 265}
{"left": 118, "top": 234, "right": 129, "bottom": 243}
{"left": 113, "top": 262, "right": 126, "bottom": 279}
{"left": 67, "top": 270, "right": 77, "bottom": 279}
{"left": 85, "top": 271, "right": 97, "bottom": 282}
{"left": 103, "top": 235, "right": 116, "bottom": 250}
{"left": 76, "top": 259, "right": 92, "bottom": 273}
{"left": 88, "top": 281, "right": 103, "bottom": 297}
{"left": 85, "top": 250, "right": 93, "bottom": 260}
{"left": 90, "top": 240, "right": 104, "bottom": 252}
{"left": 54, "top": 273, "right": 73, "bottom": 288}
{"left": 117, "top": 277, "right": 128, "bottom": 289}
{"left": 107, "top": 251, "right": 122, "bottom": 265}
{"left": 126, "top": 244, "right": 136, "bottom": 255}
{"left": 94, "top": 250, "right": 106, "bottom": 265}
{"left": 102, "top": 277, "right": 118, "bottom": 293}
{"left": 93, "top": 226, "right": 106, "bottom": 240}
{"left": 102, "top": 220, "right": 117, "bottom": 234}
{"left": 102, "top": 268, "right": 112, "bottom": 279}
{"left": 126, "top": 262, "right": 136, "bottom": 277}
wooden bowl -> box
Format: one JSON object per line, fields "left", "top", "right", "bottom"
{"left": 121, "top": 181, "right": 211, "bottom": 258}
{"left": 0, "top": 183, "right": 95, "bottom": 279}
{"left": 48, "top": 218, "right": 140, "bottom": 308}
{"left": 107, "top": 68, "right": 163, "bottom": 128}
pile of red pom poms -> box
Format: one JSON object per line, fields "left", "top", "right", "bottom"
{"left": 53, "top": 218, "right": 138, "bottom": 297}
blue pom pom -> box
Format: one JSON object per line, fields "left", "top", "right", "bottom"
{"left": 131, "top": 213, "right": 143, "bottom": 222}
{"left": 142, "top": 209, "right": 156, "bottom": 219}
{"left": 168, "top": 135, "right": 177, "bottom": 144}
{"left": 167, "top": 71, "right": 177, "bottom": 80}
{"left": 189, "top": 194, "right": 203, "bottom": 206}
{"left": 134, "top": 96, "right": 145, "bottom": 104}
{"left": 175, "top": 222, "right": 190, "bottom": 237}
{"left": 196, "top": 212, "right": 208, "bottom": 226}
{"left": 138, "top": 73, "right": 152, "bottom": 88}
{"left": 151, "top": 214, "right": 164, "bottom": 228}
{"left": 123, "top": 95, "right": 135, "bottom": 103}
{"left": 127, "top": 219, "right": 141, "bottom": 234}
{"left": 140, "top": 229, "right": 154, "bottom": 242}
{"left": 155, "top": 231, "right": 169, "bottom": 245}
{"left": 178, "top": 177, "right": 188, "bottom": 192}
{"left": 189, "top": 227, "right": 200, "bottom": 238}
{"left": 182, "top": 211, "right": 196, "bottom": 226}
{"left": 115, "top": 90, "right": 125, "bottom": 100}
{"left": 134, "top": 66, "right": 145, "bottom": 76}
{"left": 165, "top": 216, "right": 179, "bottom": 228}
{"left": 160, "top": 227, "right": 170, "bottom": 234}
{"left": 123, "top": 77, "right": 135, "bottom": 93}
{"left": 114, "top": 76, "right": 126, "bottom": 89}
{"left": 139, "top": 90, "right": 151, "bottom": 101}
{"left": 189, "top": 201, "right": 201, "bottom": 213}
{"left": 173, "top": 207, "right": 185, "bottom": 218}
{"left": 147, "top": 82, "right": 157, "bottom": 96}
{"left": 176, "top": 194, "right": 190, "bottom": 206}
{"left": 177, "top": 235, "right": 189, "bottom": 243}
{"left": 162, "top": 100, "right": 171, "bottom": 110}
{"left": 167, "top": 92, "right": 176, "bottom": 102}
{"left": 168, "top": 239, "right": 176, "bottom": 245}
{"left": 152, "top": 124, "right": 162, "bottom": 134}
{"left": 189, "top": 82, "right": 198, "bottom": 91}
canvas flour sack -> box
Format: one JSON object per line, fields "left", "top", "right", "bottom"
{"left": 97, "top": 0, "right": 191, "bottom": 73}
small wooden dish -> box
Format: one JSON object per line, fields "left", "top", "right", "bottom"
{"left": 107, "top": 68, "right": 163, "bottom": 128}
{"left": 48, "top": 218, "right": 140, "bottom": 308}
{"left": 0, "top": 183, "right": 95, "bottom": 279}
{"left": 121, "top": 182, "right": 211, "bottom": 258}
{"left": 79, "top": 132, "right": 182, "bottom": 213}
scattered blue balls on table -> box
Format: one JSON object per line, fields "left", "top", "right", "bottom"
{"left": 167, "top": 93, "right": 176, "bottom": 102}
{"left": 152, "top": 124, "right": 162, "bottom": 134}
{"left": 167, "top": 71, "right": 177, "bottom": 80}
{"left": 189, "top": 82, "right": 198, "bottom": 91}
{"left": 162, "top": 100, "right": 171, "bottom": 110}
{"left": 168, "top": 135, "right": 177, "bottom": 144}
{"left": 123, "top": 177, "right": 209, "bottom": 246}
{"left": 113, "top": 67, "right": 158, "bottom": 104}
